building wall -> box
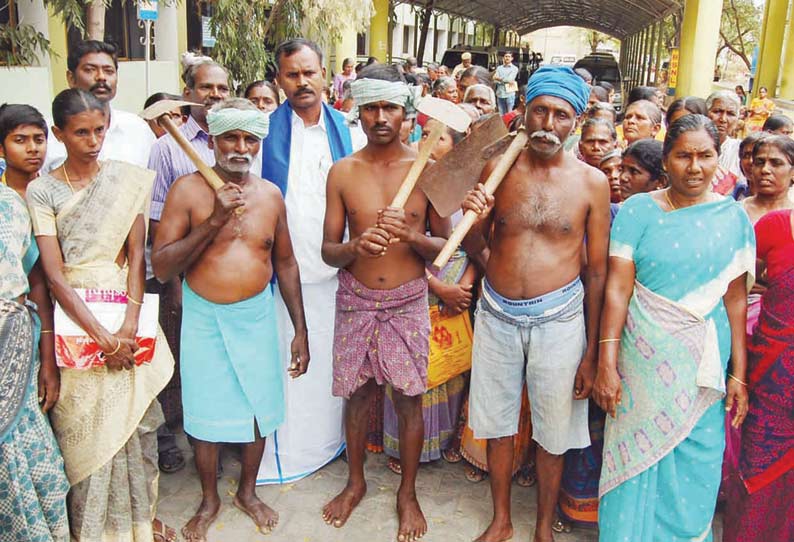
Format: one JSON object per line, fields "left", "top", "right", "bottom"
{"left": 388, "top": 4, "right": 474, "bottom": 64}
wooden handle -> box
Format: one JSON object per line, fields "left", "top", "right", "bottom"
{"left": 159, "top": 115, "right": 225, "bottom": 191}
{"left": 389, "top": 121, "right": 444, "bottom": 209}
{"left": 432, "top": 131, "right": 529, "bottom": 269}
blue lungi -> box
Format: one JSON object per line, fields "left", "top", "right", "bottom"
{"left": 181, "top": 282, "right": 283, "bottom": 443}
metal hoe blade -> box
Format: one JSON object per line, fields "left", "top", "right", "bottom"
{"left": 417, "top": 96, "right": 472, "bottom": 133}
{"left": 418, "top": 114, "right": 508, "bottom": 217}
{"left": 139, "top": 99, "right": 194, "bottom": 121}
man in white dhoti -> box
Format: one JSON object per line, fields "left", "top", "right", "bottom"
{"left": 257, "top": 38, "right": 365, "bottom": 484}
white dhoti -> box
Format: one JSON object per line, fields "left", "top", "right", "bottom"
{"left": 256, "top": 279, "right": 345, "bottom": 484}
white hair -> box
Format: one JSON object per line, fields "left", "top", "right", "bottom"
{"left": 464, "top": 83, "right": 496, "bottom": 106}
{"left": 706, "top": 90, "right": 740, "bottom": 112}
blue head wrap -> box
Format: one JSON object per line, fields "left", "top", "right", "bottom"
{"left": 524, "top": 66, "right": 590, "bottom": 116}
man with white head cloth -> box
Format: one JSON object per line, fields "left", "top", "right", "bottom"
{"left": 321, "top": 63, "right": 450, "bottom": 542}
{"left": 152, "top": 97, "right": 310, "bottom": 541}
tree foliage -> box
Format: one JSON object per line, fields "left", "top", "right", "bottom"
{"left": 208, "top": 0, "right": 373, "bottom": 90}
{"left": 717, "top": 0, "right": 761, "bottom": 69}
{"left": 582, "top": 30, "right": 618, "bottom": 54}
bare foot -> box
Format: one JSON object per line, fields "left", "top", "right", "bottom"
{"left": 322, "top": 480, "right": 367, "bottom": 528}
{"left": 474, "top": 518, "right": 513, "bottom": 542}
{"left": 396, "top": 489, "right": 427, "bottom": 541}
{"left": 233, "top": 492, "right": 279, "bottom": 534}
{"left": 533, "top": 527, "right": 555, "bottom": 542}
{"left": 181, "top": 496, "right": 221, "bottom": 542}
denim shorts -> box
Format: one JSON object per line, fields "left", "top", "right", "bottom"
{"left": 468, "top": 282, "right": 591, "bottom": 455}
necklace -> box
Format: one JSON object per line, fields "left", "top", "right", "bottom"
{"left": 61, "top": 164, "right": 77, "bottom": 194}
{"left": 664, "top": 188, "right": 677, "bottom": 211}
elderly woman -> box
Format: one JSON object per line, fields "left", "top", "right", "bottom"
{"left": 463, "top": 83, "right": 496, "bottom": 116}
{"left": 724, "top": 138, "right": 794, "bottom": 542}
{"left": 594, "top": 114, "right": 755, "bottom": 542}
{"left": 706, "top": 90, "right": 744, "bottom": 195}
{"left": 433, "top": 76, "right": 459, "bottom": 104}
{"left": 621, "top": 99, "right": 662, "bottom": 146}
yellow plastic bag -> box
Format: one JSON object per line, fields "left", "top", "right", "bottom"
{"left": 426, "top": 306, "right": 473, "bottom": 389}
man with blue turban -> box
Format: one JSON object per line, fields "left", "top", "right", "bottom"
{"left": 152, "top": 97, "right": 310, "bottom": 540}
{"left": 460, "top": 64, "right": 612, "bottom": 542}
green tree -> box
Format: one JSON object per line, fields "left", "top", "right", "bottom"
{"left": 582, "top": 30, "right": 618, "bottom": 54}
{"left": 717, "top": 0, "right": 761, "bottom": 69}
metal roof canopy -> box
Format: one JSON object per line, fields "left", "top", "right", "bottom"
{"left": 400, "top": 0, "right": 681, "bottom": 39}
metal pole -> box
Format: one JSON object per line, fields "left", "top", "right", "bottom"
{"left": 144, "top": 19, "right": 152, "bottom": 97}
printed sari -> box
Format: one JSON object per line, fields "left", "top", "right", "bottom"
{"left": 599, "top": 193, "right": 755, "bottom": 542}
{"left": 26, "top": 161, "right": 174, "bottom": 541}
{"left": 383, "top": 250, "right": 468, "bottom": 462}
{"left": 0, "top": 186, "right": 70, "bottom": 542}
{"left": 724, "top": 265, "right": 794, "bottom": 541}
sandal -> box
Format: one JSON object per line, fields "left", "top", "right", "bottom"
{"left": 158, "top": 447, "right": 185, "bottom": 474}
{"left": 552, "top": 517, "right": 573, "bottom": 534}
{"left": 152, "top": 518, "right": 177, "bottom": 542}
{"left": 463, "top": 463, "right": 487, "bottom": 483}
{"left": 387, "top": 456, "right": 402, "bottom": 475}
{"left": 515, "top": 464, "right": 536, "bottom": 487}
{"left": 441, "top": 448, "right": 463, "bottom": 464}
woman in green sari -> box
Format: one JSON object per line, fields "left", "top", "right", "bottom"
{"left": 594, "top": 114, "right": 755, "bottom": 542}
{"left": 0, "top": 103, "right": 70, "bottom": 542}
{"left": 26, "top": 89, "right": 175, "bottom": 542}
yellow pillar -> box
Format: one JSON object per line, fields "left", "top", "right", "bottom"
{"left": 47, "top": 6, "right": 69, "bottom": 94}
{"left": 754, "top": 0, "right": 788, "bottom": 98}
{"left": 780, "top": 0, "right": 794, "bottom": 99}
{"left": 675, "top": 0, "right": 724, "bottom": 98}
{"left": 369, "top": 0, "right": 389, "bottom": 62}
{"left": 335, "top": 25, "right": 358, "bottom": 73}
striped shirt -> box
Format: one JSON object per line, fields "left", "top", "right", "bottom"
{"left": 148, "top": 115, "right": 214, "bottom": 221}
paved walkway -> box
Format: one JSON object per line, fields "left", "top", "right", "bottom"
{"left": 157, "top": 431, "right": 723, "bottom": 542}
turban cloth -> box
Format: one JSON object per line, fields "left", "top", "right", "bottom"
{"left": 525, "top": 65, "right": 590, "bottom": 116}
{"left": 347, "top": 78, "right": 417, "bottom": 121}
{"left": 207, "top": 107, "right": 269, "bottom": 139}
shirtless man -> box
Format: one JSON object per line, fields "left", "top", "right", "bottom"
{"left": 152, "top": 98, "right": 309, "bottom": 541}
{"left": 320, "top": 64, "right": 450, "bottom": 542}
{"left": 462, "top": 65, "right": 610, "bottom": 542}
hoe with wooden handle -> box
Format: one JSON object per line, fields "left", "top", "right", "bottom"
{"left": 432, "top": 129, "right": 529, "bottom": 269}
{"left": 388, "top": 96, "right": 472, "bottom": 209}
{"left": 140, "top": 99, "right": 225, "bottom": 191}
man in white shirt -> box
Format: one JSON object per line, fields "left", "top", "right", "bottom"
{"left": 257, "top": 38, "right": 364, "bottom": 485}
{"left": 44, "top": 40, "right": 156, "bottom": 172}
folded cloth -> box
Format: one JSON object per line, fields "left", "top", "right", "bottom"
{"left": 180, "top": 282, "right": 283, "bottom": 443}
{"left": 333, "top": 269, "right": 430, "bottom": 399}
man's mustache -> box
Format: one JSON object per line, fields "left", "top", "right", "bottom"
{"left": 530, "top": 130, "right": 561, "bottom": 146}
{"left": 90, "top": 82, "right": 111, "bottom": 93}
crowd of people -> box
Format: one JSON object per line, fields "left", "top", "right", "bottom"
{"left": 0, "top": 34, "right": 792, "bottom": 542}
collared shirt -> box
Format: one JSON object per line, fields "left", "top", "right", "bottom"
{"left": 284, "top": 111, "right": 337, "bottom": 284}
{"left": 495, "top": 64, "right": 519, "bottom": 98}
{"left": 44, "top": 106, "right": 156, "bottom": 172}
{"left": 149, "top": 115, "right": 214, "bottom": 221}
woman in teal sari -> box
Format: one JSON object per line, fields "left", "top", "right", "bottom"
{"left": 594, "top": 114, "right": 755, "bottom": 542}
{"left": 0, "top": 104, "right": 70, "bottom": 541}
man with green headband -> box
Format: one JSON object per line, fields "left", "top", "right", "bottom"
{"left": 321, "top": 64, "right": 450, "bottom": 542}
{"left": 152, "top": 97, "right": 309, "bottom": 540}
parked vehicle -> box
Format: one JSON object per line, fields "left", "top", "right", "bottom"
{"left": 440, "top": 47, "right": 496, "bottom": 74}
{"left": 549, "top": 54, "right": 577, "bottom": 67}
{"left": 574, "top": 52, "right": 624, "bottom": 112}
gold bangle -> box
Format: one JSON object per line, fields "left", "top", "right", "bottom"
{"left": 104, "top": 337, "right": 122, "bottom": 357}
{"left": 599, "top": 338, "right": 621, "bottom": 344}
{"left": 40, "top": 329, "right": 54, "bottom": 334}
{"left": 728, "top": 373, "right": 747, "bottom": 387}
{"left": 126, "top": 296, "right": 143, "bottom": 306}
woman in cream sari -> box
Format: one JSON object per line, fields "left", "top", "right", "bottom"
{"left": 26, "top": 89, "right": 175, "bottom": 541}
